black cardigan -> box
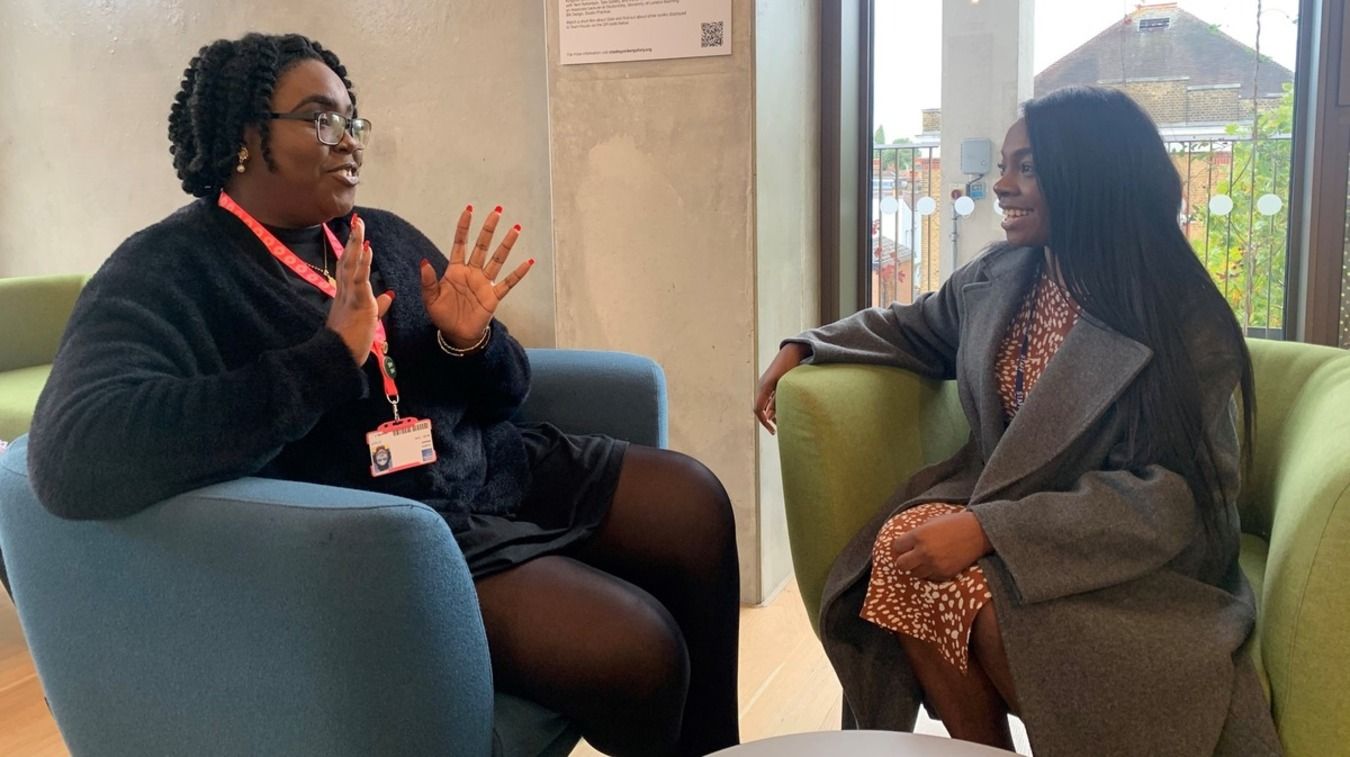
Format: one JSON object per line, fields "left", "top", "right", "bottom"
{"left": 28, "top": 198, "right": 532, "bottom": 525}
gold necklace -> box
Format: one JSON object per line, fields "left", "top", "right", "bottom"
{"left": 304, "top": 260, "right": 336, "bottom": 288}
{"left": 303, "top": 240, "right": 335, "bottom": 287}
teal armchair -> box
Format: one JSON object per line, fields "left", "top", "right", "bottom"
{"left": 0, "top": 274, "right": 671, "bottom": 756}
{"left": 776, "top": 338, "right": 1350, "bottom": 755}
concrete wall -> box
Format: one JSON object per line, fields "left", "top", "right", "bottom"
{"left": 544, "top": 0, "right": 767, "bottom": 599}
{"left": 754, "top": 0, "right": 820, "bottom": 601}
{"left": 0, "top": 0, "right": 556, "bottom": 346}
{"left": 940, "top": 0, "right": 1035, "bottom": 272}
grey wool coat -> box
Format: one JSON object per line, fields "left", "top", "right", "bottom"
{"left": 789, "top": 245, "right": 1282, "bottom": 756}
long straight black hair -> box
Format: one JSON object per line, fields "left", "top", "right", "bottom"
{"left": 1022, "top": 86, "right": 1256, "bottom": 531}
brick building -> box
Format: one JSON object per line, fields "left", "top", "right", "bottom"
{"left": 1035, "top": 3, "right": 1293, "bottom": 135}
{"left": 917, "top": 3, "right": 1293, "bottom": 136}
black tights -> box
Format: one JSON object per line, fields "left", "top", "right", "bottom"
{"left": 474, "top": 446, "right": 741, "bottom": 756}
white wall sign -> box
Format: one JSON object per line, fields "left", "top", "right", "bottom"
{"left": 559, "top": 0, "right": 732, "bottom": 65}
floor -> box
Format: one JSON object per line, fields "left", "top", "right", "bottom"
{"left": 0, "top": 581, "right": 1029, "bottom": 756}
{"left": 0, "top": 590, "right": 65, "bottom": 756}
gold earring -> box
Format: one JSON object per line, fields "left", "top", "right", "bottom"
{"left": 235, "top": 146, "right": 249, "bottom": 173}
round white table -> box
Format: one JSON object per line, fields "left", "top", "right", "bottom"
{"left": 707, "top": 731, "right": 1020, "bottom": 756}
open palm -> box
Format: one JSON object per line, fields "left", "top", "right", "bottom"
{"left": 421, "top": 204, "right": 533, "bottom": 347}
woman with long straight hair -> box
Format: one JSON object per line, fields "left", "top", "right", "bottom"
{"left": 756, "top": 86, "right": 1280, "bottom": 755}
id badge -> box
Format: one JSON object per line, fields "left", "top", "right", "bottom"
{"left": 366, "top": 417, "right": 437, "bottom": 477}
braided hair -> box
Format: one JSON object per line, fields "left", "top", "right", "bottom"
{"left": 168, "top": 33, "right": 355, "bottom": 197}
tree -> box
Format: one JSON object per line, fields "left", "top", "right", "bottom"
{"left": 873, "top": 124, "right": 914, "bottom": 178}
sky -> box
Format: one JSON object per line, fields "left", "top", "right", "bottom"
{"left": 873, "top": 0, "right": 1302, "bottom": 141}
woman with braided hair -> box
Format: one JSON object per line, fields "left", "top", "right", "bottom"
{"left": 28, "top": 33, "right": 740, "bottom": 756}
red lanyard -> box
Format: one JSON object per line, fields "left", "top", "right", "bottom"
{"left": 218, "top": 192, "right": 403, "bottom": 418}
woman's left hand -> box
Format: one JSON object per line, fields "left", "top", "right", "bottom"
{"left": 891, "top": 511, "right": 993, "bottom": 582}
{"left": 421, "top": 204, "right": 534, "bottom": 348}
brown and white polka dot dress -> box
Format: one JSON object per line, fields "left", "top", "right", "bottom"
{"left": 860, "top": 268, "right": 1082, "bottom": 672}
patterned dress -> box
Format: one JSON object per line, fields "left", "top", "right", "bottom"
{"left": 860, "top": 268, "right": 1082, "bottom": 672}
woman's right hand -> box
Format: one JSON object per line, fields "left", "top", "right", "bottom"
{"left": 754, "top": 342, "right": 811, "bottom": 434}
{"left": 326, "top": 214, "right": 395, "bottom": 365}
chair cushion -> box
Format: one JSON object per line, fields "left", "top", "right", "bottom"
{"left": 0, "top": 275, "right": 83, "bottom": 374}
{"left": 0, "top": 364, "right": 50, "bottom": 442}
{"left": 1239, "top": 532, "right": 1271, "bottom": 701}
{"left": 517, "top": 349, "right": 668, "bottom": 448}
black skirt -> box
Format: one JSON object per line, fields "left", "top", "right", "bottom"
{"left": 452, "top": 422, "right": 628, "bottom": 579}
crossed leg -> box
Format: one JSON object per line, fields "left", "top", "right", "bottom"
{"left": 476, "top": 555, "right": 691, "bottom": 756}
{"left": 896, "top": 603, "right": 1017, "bottom": 749}
{"left": 475, "top": 446, "right": 741, "bottom": 756}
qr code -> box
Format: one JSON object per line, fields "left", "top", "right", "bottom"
{"left": 701, "top": 21, "right": 724, "bottom": 48}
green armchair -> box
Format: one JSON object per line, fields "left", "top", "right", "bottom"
{"left": 0, "top": 275, "right": 85, "bottom": 442}
{"left": 776, "top": 338, "right": 1350, "bottom": 755}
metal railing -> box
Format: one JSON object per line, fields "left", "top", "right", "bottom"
{"left": 867, "top": 137, "right": 1292, "bottom": 337}
{"left": 1170, "top": 136, "right": 1292, "bottom": 337}
{"left": 869, "top": 144, "right": 941, "bottom": 308}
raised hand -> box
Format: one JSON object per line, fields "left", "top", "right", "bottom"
{"left": 326, "top": 214, "right": 394, "bottom": 365}
{"left": 421, "top": 204, "right": 533, "bottom": 348}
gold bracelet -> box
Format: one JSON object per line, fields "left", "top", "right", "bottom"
{"left": 437, "top": 324, "right": 491, "bottom": 357}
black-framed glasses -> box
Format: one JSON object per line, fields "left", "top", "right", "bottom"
{"left": 268, "top": 111, "right": 372, "bottom": 147}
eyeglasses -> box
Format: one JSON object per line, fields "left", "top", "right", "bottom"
{"left": 268, "top": 111, "right": 372, "bottom": 147}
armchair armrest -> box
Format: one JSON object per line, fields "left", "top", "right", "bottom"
{"left": 776, "top": 364, "right": 966, "bottom": 636}
{"left": 0, "top": 437, "right": 493, "bottom": 757}
{"left": 519, "top": 349, "right": 668, "bottom": 448}
{"left": 1248, "top": 347, "right": 1350, "bottom": 755}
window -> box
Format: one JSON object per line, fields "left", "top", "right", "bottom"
{"left": 866, "top": 0, "right": 1304, "bottom": 338}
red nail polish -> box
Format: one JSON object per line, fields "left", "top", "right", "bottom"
{"left": 466, "top": 204, "right": 473, "bottom": 212}
{"left": 388, "top": 290, "right": 396, "bottom": 301}
{"left": 513, "top": 223, "right": 522, "bottom": 231}
{"left": 420, "top": 258, "right": 429, "bottom": 268}
{"left": 528, "top": 258, "right": 536, "bottom": 265}
{"left": 493, "top": 205, "right": 503, "bottom": 214}
{"left": 363, "top": 240, "right": 371, "bottom": 252}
